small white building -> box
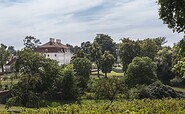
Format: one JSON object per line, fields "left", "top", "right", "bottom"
{"left": 36, "top": 38, "right": 73, "bottom": 65}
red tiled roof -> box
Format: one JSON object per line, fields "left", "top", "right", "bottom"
{"left": 36, "top": 41, "right": 69, "bottom": 53}
{"left": 38, "top": 41, "right": 68, "bottom": 48}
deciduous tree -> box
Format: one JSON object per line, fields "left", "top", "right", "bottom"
{"left": 154, "top": 47, "right": 174, "bottom": 84}
{"left": 101, "top": 51, "right": 115, "bottom": 78}
{"left": 119, "top": 38, "right": 140, "bottom": 72}
{"left": 94, "top": 34, "right": 117, "bottom": 59}
{"left": 91, "top": 41, "right": 102, "bottom": 77}
{"left": 23, "top": 36, "right": 41, "bottom": 50}
{"left": 125, "top": 57, "right": 158, "bottom": 88}
{"left": 72, "top": 57, "right": 91, "bottom": 90}
{"left": 158, "top": 0, "right": 185, "bottom": 33}
{"left": 0, "top": 44, "right": 11, "bottom": 73}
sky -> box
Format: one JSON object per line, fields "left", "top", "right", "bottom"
{"left": 0, "top": 0, "right": 184, "bottom": 49}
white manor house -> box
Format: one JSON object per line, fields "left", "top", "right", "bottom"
{"left": 36, "top": 38, "right": 73, "bottom": 65}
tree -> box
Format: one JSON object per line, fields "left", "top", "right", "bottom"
{"left": 125, "top": 57, "right": 158, "bottom": 88}
{"left": 92, "top": 78, "right": 123, "bottom": 102}
{"left": 23, "top": 36, "right": 41, "bottom": 50}
{"left": 100, "top": 51, "right": 115, "bottom": 78}
{"left": 53, "top": 65, "right": 79, "bottom": 100}
{"left": 172, "top": 57, "right": 185, "bottom": 79}
{"left": 81, "top": 41, "right": 92, "bottom": 55}
{"left": 66, "top": 44, "right": 74, "bottom": 53}
{"left": 177, "top": 37, "right": 185, "bottom": 57}
{"left": 119, "top": 38, "right": 140, "bottom": 72}
{"left": 0, "top": 44, "right": 11, "bottom": 73}
{"left": 72, "top": 57, "right": 91, "bottom": 90}
{"left": 8, "top": 46, "right": 16, "bottom": 56}
{"left": 60, "top": 65, "right": 79, "bottom": 100}
{"left": 153, "top": 37, "right": 167, "bottom": 49}
{"left": 154, "top": 47, "right": 174, "bottom": 84}
{"left": 94, "top": 34, "right": 117, "bottom": 59}
{"left": 140, "top": 38, "right": 159, "bottom": 60}
{"left": 90, "top": 41, "right": 102, "bottom": 77}
{"left": 158, "top": 0, "right": 185, "bottom": 33}
{"left": 10, "top": 49, "right": 62, "bottom": 107}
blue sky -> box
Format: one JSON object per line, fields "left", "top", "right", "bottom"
{"left": 0, "top": 0, "right": 183, "bottom": 49}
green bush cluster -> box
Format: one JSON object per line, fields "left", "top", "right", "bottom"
{"left": 2, "top": 99, "right": 185, "bottom": 114}
{"left": 128, "top": 82, "right": 185, "bottom": 99}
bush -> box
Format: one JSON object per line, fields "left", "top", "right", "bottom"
{"left": 89, "top": 78, "right": 124, "bottom": 101}
{"left": 136, "top": 82, "right": 185, "bottom": 99}
{"left": 170, "top": 78, "right": 185, "bottom": 87}
{"left": 125, "top": 57, "right": 158, "bottom": 88}
{"left": 52, "top": 65, "right": 80, "bottom": 100}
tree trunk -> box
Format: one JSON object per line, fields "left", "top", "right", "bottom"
{"left": 1, "top": 64, "right": 4, "bottom": 74}
{"left": 97, "top": 67, "right": 100, "bottom": 78}
{"left": 105, "top": 72, "right": 108, "bottom": 78}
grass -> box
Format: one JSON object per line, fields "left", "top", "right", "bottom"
{"left": 0, "top": 104, "right": 21, "bottom": 113}
{"left": 91, "top": 71, "right": 123, "bottom": 78}
{"left": 172, "top": 87, "right": 185, "bottom": 93}
{"left": 0, "top": 73, "right": 18, "bottom": 89}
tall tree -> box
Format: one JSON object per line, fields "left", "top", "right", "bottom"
{"left": 172, "top": 57, "right": 185, "bottom": 79}
{"left": 177, "top": 37, "right": 185, "bottom": 57}
{"left": 11, "top": 49, "right": 62, "bottom": 107}
{"left": 100, "top": 51, "right": 115, "bottom": 78}
{"left": 8, "top": 46, "right": 16, "bottom": 56}
{"left": 0, "top": 44, "right": 11, "bottom": 73}
{"left": 23, "top": 36, "right": 41, "bottom": 50}
{"left": 153, "top": 37, "right": 167, "bottom": 49}
{"left": 154, "top": 47, "right": 174, "bottom": 84}
{"left": 119, "top": 38, "right": 140, "bottom": 72}
{"left": 140, "top": 38, "right": 159, "bottom": 60}
{"left": 72, "top": 57, "right": 91, "bottom": 90}
{"left": 80, "top": 41, "right": 92, "bottom": 60}
{"left": 91, "top": 41, "right": 102, "bottom": 77}
{"left": 158, "top": 0, "right": 185, "bottom": 33}
{"left": 94, "top": 34, "right": 117, "bottom": 59}
{"left": 66, "top": 44, "right": 74, "bottom": 53}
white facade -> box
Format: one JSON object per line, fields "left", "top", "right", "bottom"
{"left": 44, "top": 49, "right": 73, "bottom": 65}
{"left": 36, "top": 38, "right": 73, "bottom": 65}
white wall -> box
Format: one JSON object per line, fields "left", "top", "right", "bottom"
{"left": 43, "top": 50, "right": 73, "bottom": 65}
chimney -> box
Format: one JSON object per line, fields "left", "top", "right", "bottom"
{"left": 56, "top": 39, "right": 61, "bottom": 44}
{"left": 50, "top": 38, "right": 55, "bottom": 43}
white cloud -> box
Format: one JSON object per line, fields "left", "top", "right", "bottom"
{"left": 0, "top": 0, "right": 183, "bottom": 49}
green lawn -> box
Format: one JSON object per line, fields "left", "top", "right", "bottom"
{"left": 172, "top": 87, "right": 185, "bottom": 93}
{"left": 91, "top": 71, "right": 123, "bottom": 78}
{"left": 0, "top": 104, "right": 21, "bottom": 113}
{"left": 0, "top": 73, "right": 18, "bottom": 88}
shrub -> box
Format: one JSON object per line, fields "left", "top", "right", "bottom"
{"left": 89, "top": 77, "right": 124, "bottom": 101}
{"left": 125, "top": 57, "right": 158, "bottom": 88}
{"left": 137, "top": 82, "right": 185, "bottom": 99}
{"left": 170, "top": 78, "right": 185, "bottom": 87}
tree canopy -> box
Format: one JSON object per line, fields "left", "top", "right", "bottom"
{"left": 158, "top": 0, "right": 185, "bottom": 33}
{"left": 23, "top": 36, "right": 41, "bottom": 50}
{"left": 101, "top": 51, "right": 115, "bottom": 78}
{"left": 0, "top": 44, "right": 11, "bottom": 73}
{"left": 125, "top": 57, "right": 158, "bottom": 88}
